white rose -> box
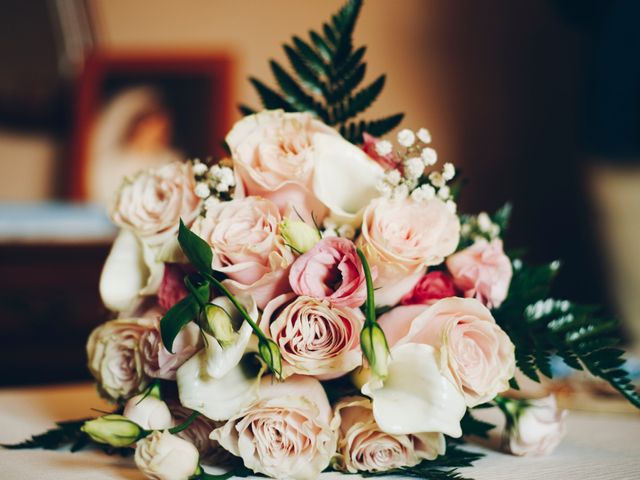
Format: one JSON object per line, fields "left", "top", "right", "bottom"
{"left": 210, "top": 375, "right": 337, "bottom": 480}
{"left": 134, "top": 430, "right": 200, "bottom": 480}
{"left": 123, "top": 394, "right": 174, "bottom": 431}
{"left": 332, "top": 396, "right": 445, "bottom": 473}
{"left": 506, "top": 395, "right": 567, "bottom": 456}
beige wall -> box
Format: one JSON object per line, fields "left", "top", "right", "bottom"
{"left": 93, "top": 0, "right": 452, "bottom": 156}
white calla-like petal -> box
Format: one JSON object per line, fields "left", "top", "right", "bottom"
{"left": 312, "top": 133, "right": 384, "bottom": 225}
{"left": 203, "top": 295, "right": 258, "bottom": 379}
{"left": 176, "top": 351, "right": 263, "bottom": 421}
{"left": 99, "top": 229, "right": 150, "bottom": 312}
{"left": 362, "top": 343, "right": 465, "bottom": 437}
{"left": 139, "top": 239, "right": 164, "bottom": 296}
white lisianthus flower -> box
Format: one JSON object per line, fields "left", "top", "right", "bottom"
{"left": 361, "top": 343, "right": 466, "bottom": 437}
{"left": 123, "top": 393, "right": 174, "bottom": 431}
{"left": 397, "top": 129, "right": 416, "bottom": 147}
{"left": 332, "top": 396, "right": 445, "bottom": 473}
{"left": 135, "top": 430, "right": 200, "bottom": 480}
{"left": 176, "top": 351, "right": 264, "bottom": 421}
{"left": 503, "top": 395, "right": 567, "bottom": 457}
{"left": 313, "top": 133, "right": 385, "bottom": 225}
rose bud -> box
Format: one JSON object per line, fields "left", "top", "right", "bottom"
{"left": 123, "top": 394, "right": 174, "bottom": 431}
{"left": 280, "top": 218, "right": 321, "bottom": 253}
{"left": 499, "top": 395, "right": 567, "bottom": 457}
{"left": 201, "top": 303, "right": 235, "bottom": 347}
{"left": 360, "top": 323, "right": 390, "bottom": 380}
{"left": 134, "top": 430, "right": 200, "bottom": 480}
{"left": 81, "top": 414, "right": 142, "bottom": 447}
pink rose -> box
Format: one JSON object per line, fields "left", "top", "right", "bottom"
{"left": 378, "top": 297, "right": 515, "bottom": 406}
{"left": 190, "top": 196, "right": 294, "bottom": 308}
{"left": 446, "top": 239, "right": 513, "bottom": 309}
{"left": 361, "top": 133, "right": 401, "bottom": 170}
{"left": 140, "top": 314, "right": 201, "bottom": 381}
{"left": 261, "top": 293, "right": 364, "bottom": 379}
{"left": 210, "top": 375, "right": 336, "bottom": 480}
{"left": 289, "top": 237, "right": 367, "bottom": 308}
{"left": 358, "top": 197, "right": 460, "bottom": 306}
{"left": 226, "top": 110, "right": 338, "bottom": 221}
{"left": 400, "top": 271, "right": 457, "bottom": 305}
{"left": 157, "top": 264, "right": 189, "bottom": 311}
{"left": 110, "top": 161, "right": 201, "bottom": 246}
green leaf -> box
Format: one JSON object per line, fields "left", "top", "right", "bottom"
{"left": 326, "top": 62, "right": 366, "bottom": 104}
{"left": 336, "top": 74, "right": 385, "bottom": 122}
{"left": 460, "top": 410, "right": 495, "bottom": 439}
{"left": 492, "top": 202, "right": 512, "bottom": 233}
{"left": 269, "top": 60, "right": 326, "bottom": 119}
{"left": 178, "top": 219, "right": 213, "bottom": 275}
{"left": 238, "top": 104, "right": 255, "bottom": 116}
{"left": 310, "top": 30, "right": 332, "bottom": 61}
{"left": 160, "top": 280, "right": 210, "bottom": 353}
{"left": 292, "top": 36, "right": 328, "bottom": 76}
{"left": 284, "top": 45, "right": 325, "bottom": 95}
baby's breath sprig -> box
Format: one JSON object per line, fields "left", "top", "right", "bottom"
{"left": 373, "top": 127, "right": 458, "bottom": 213}
{"left": 190, "top": 158, "right": 237, "bottom": 213}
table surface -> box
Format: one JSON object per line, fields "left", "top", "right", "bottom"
{"left": 0, "top": 383, "right": 639, "bottom": 480}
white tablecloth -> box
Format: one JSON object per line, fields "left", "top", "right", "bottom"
{"left": 0, "top": 383, "right": 639, "bottom": 479}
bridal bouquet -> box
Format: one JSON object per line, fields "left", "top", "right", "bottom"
{"left": 8, "top": 1, "right": 639, "bottom": 479}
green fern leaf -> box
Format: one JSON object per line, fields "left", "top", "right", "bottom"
{"left": 362, "top": 113, "right": 405, "bottom": 136}
{"left": 322, "top": 22, "right": 337, "bottom": 48}
{"left": 249, "top": 77, "right": 294, "bottom": 111}
{"left": 269, "top": 61, "right": 326, "bottom": 119}
{"left": 326, "top": 62, "right": 366, "bottom": 104}
{"left": 283, "top": 45, "right": 325, "bottom": 95}
{"left": 330, "top": 0, "right": 363, "bottom": 68}
{"left": 337, "top": 74, "right": 385, "bottom": 121}
{"left": 310, "top": 30, "right": 333, "bottom": 61}
{"left": 292, "top": 36, "right": 328, "bottom": 76}
{"left": 238, "top": 104, "right": 256, "bottom": 116}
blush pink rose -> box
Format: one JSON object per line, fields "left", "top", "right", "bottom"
{"left": 446, "top": 239, "right": 513, "bottom": 309}
{"left": 226, "top": 110, "right": 338, "bottom": 221}
{"left": 378, "top": 297, "right": 515, "bottom": 407}
{"left": 289, "top": 237, "right": 367, "bottom": 308}
{"left": 110, "top": 161, "right": 201, "bottom": 246}
{"left": 190, "top": 196, "right": 294, "bottom": 308}
{"left": 400, "top": 271, "right": 457, "bottom": 306}
{"left": 261, "top": 293, "right": 364, "bottom": 379}
{"left": 361, "top": 133, "right": 401, "bottom": 170}
{"left": 358, "top": 197, "right": 460, "bottom": 306}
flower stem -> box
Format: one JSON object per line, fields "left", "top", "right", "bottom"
{"left": 356, "top": 248, "right": 376, "bottom": 326}
{"left": 169, "top": 410, "right": 200, "bottom": 435}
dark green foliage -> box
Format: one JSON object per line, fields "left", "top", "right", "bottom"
{"left": 242, "top": 0, "right": 404, "bottom": 143}
{"left": 1, "top": 418, "right": 131, "bottom": 456}
{"left": 357, "top": 444, "right": 482, "bottom": 479}
{"left": 493, "top": 260, "right": 640, "bottom": 408}
{"left": 460, "top": 410, "right": 495, "bottom": 439}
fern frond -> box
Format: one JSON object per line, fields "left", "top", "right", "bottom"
{"left": 241, "top": 0, "right": 404, "bottom": 143}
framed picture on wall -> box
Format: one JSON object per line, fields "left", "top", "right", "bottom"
{"left": 68, "top": 51, "right": 233, "bottom": 203}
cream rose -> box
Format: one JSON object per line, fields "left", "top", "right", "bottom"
{"left": 226, "top": 110, "right": 337, "bottom": 220}
{"left": 110, "top": 161, "right": 201, "bottom": 246}
{"left": 134, "top": 430, "right": 200, "bottom": 480}
{"left": 446, "top": 238, "right": 513, "bottom": 308}
{"left": 381, "top": 297, "right": 515, "bottom": 407}
{"left": 261, "top": 293, "right": 364, "bottom": 379}
{"left": 505, "top": 395, "right": 567, "bottom": 456}
{"left": 210, "top": 375, "right": 336, "bottom": 480}
{"left": 358, "top": 197, "right": 460, "bottom": 306}
{"left": 86, "top": 317, "right": 154, "bottom": 401}
{"left": 190, "top": 196, "right": 294, "bottom": 308}
{"left": 332, "top": 396, "right": 445, "bottom": 473}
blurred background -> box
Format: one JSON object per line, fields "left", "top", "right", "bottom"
{"left": 0, "top": 0, "right": 639, "bottom": 386}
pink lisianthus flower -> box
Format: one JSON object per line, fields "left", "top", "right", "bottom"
{"left": 446, "top": 238, "right": 512, "bottom": 309}
{"left": 400, "top": 271, "right": 457, "bottom": 306}
{"left": 289, "top": 237, "right": 368, "bottom": 308}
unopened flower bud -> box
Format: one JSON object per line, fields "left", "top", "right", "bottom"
{"left": 201, "top": 304, "right": 236, "bottom": 347}
{"left": 81, "top": 414, "right": 142, "bottom": 447}
{"left": 280, "top": 219, "right": 321, "bottom": 254}
{"left": 360, "top": 323, "right": 390, "bottom": 380}
{"left": 258, "top": 338, "right": 283, "bottom": 379}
